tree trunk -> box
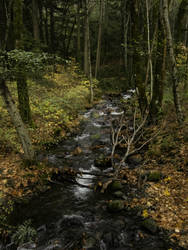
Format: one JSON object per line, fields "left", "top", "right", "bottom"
{"left": 131, "top": 0, "right": 148, "bottom": 115}
{"left": 162, "top": 0, "right": 184, "bottom": 123}
{"left": 0, "top": 0, "right": 13, "bottom": 50}
{"left": 32, "top": 0, "right": 40, "bottom": 44}
{"left": 146, "top": 0, "right": 154, "bottom": 100}
{"left": 50, "top": 3, "right": 55, "bottom": 52}
{"left": 44, "top": 5, "right": 49, "bottom": 46}
{"left": 122, "top": 0, "right": 129, "bottom": 74}
{"left": 149, "top": 19, "right": 166, "bottom": 122}
{"left": 175, "top": 0, "right": 188, "bottom": 44}
{"left": 17, "top": 74, "right": 32, "bottom": 125}
{"left": 84, "top": 2, "right": 89, "bottom": 77}
{"left": 0, "top": 80, "right": 35, "bottom": 161}
{"left": 77, "top": 1, "right": 81, "bottom": 63}
{"left": 13, "top": 0, "right": 32, "bottom": 125}
{"left": 84, "top": 0, "right": 93, "bottom": 103}
{"left": 95, "top": 0, "right": 104, "bottom": 79}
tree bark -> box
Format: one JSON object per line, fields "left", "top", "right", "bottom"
{"left": 84, "top": 1, "right": 89, "bottom": 76}
{"left": 17, "top": 74, "right": 32, "bottom": 125}
{"left": 149, "top": 19, "right": 166, "bottom": 122}
{"left": 32, "top": 0, "right": 40, "bottom": 44}
{"left": 95, "top": 0, "right": 104, "bottom": 79}
{"left": 162, "top": 0, "right": 184, "bottom": 123}
{"left": 77, "top": 1, "right": 81, "bottom": 63}
{"left": 85, "top": 0, "right": 93, "bottom": 103}
{"left": 13, "top": 0, "right": 32, "bottom": 125}
{"left": 146, "top": 0, "right": 153, "bottom": 100}
{"left": 131, "top": 0, "right": 148, "bottom": 116}
{"left": 0, "top": 80, "right": 35, "bottom": 160}
{"left": 0, "top": 0, "right": 13, "bottom": 50}
{"left": 175, "top": 0, "right": 188, "bottom": 44}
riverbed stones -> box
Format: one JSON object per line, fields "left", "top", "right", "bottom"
{"left": 127, "top": 154, "right": 142, "bottom": 165}
{"left": 107, "top": 200, "right": 125, "bottom": 212}
{"left": 17, "top": 242, "right": 37, "bottom": 250}
{"left": 108, "top": 181, "right": 123, "bottom": 192}
{"left": 94, "top": 154, "right": 111, "bottom": 169}
{"left": 141, "top": 218, "right": 158, "bottom": 233}
{"left": 147, "top": 170, "right": 162, "bottom": 182}
{"left": 113, "top": 191, "right": 124, "bottom": 198}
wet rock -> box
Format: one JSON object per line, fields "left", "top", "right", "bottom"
{"left": 127, "top": 154, "right": 142, "bottom": 165}
{"left": 147, "top": 170, "right": 162, "bottom": 182}
{"left": 17, "top": 242, "right": 37, "bottom": 250}
{"left": 91, "top": 111, "right": 100, "bottom": 119}
{"left": 141, "top": 218, "right": 158, "bottom": 233}
{"left": 107, "top": 200, "right": 124, "bottom": 212}
{"left": 61, "top": 215, "right": 84, "bottom": 228}
{"left": 84, "top": 236, "right": 97, "bottom": 249}
{"left": 113, "top": 191, "right": 124, "bottom": 198}
{"left": 94, "top": 154, "right": 111, "bottom": 169}
{"left": 108, "top": 181, "right": 123, "bottom": 191}
{"left": 44, "top": 241, "right": 62, "bottom": 250}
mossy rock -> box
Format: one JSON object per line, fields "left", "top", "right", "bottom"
{"left": 94, "top": 154, "right": 111, "bottom": 169}
{"left": 127, "top": 154, "right": 142, "bottom": 165}
{"left": 113, "top": 191, "right": 124, "bottom": 198}
{"left": 91, "top": 133, "right": 101, "bottom": 140}
{"left": 147, "top": 171, "right": 162, "bottom": 182}
{"left": 141, "top": 218, "right": 158, "bottom": 233}
{"left": 108, "top": 181, "right": 123, "bottom": 191}
{"left": 107, "top": 200, "right": 124, "bottom": 212}
{"left": 91, "top": 111, "right": 100, "bottom": 119}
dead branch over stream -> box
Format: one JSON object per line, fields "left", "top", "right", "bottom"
{"left": 110, "top": 109, "right": 161, "bottom": 178}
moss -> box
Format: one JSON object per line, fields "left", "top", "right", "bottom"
{"left": 107, "top": 200, "right": 124, "bottom": 212}
{"left": 160, "top": 135, "right": 176, "bottom": 152}
{"left": 141, "top": 218, "right": 158, "bottom": 233}
{"left": 147, "top": 171, "right": 162, "bottom": 182}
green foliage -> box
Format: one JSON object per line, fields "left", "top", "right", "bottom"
{"left": 0, "top": 50, "right": 63, "bottom": 81}
{"left": 0, "top": 196, "right": 14, "bottom": 235}
{"left": 160, "top": 135, "right": 176, "bottom": 152}
{"left": 11, "top": 220, "right": 37, "bottom": 245}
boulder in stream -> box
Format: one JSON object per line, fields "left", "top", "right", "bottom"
{"left": 108, "top": 181, "right": 123, "bottom": 192}
{"left": 141, "top": 218, "right": 158, "bottom": 234}
{"left": 17, "top": 242, "right": 37, "bottom": 250}
{"left": 107, "top": 200, "right": 125, "bottom": 212}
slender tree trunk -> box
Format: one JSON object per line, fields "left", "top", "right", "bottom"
{"left": 17, "top": 74, "right": 32, "bottom": 125}
{"left": 84, "top": 1, "right": 89, "bottom": 76}
{"left": 0, "top": 0, "right": 13, "bottom": 50}
{"left": 77, "top": 1, "right": 81, "bottom": 63}
{"left": 149, "top": 19, "right": 166, "bottom": 122}
{"left": 32, "top": 0, "right": 40, "bottom": 44}
{"left": 146, "top": 0, "right": 154, "bottom": 100}
{"left": 13, "top": 0, "right": 32, "bottom": 125}
{"left": 162, "top": 0, "right": 184, "bottom": 123}
{"left": 95, "top": 0, "right": 104, "bottom": 79}
{"left": 50, "top": 3, "right": 55, "bottom": 52}
{"left": 84, "top": 0, "right": 93, "bottom": 103}
{"left": 131, "top": 0, "right": 148, "bottom": 115}
{"left": 38, "top": 0, "right": 44, "bottom": 42}
{"left": 0, "top": 80, "right": 35, "bottom": 160}
{"left": 175, "top": 0, "right": 188, "bottom": 44}
{"left": 44, "top": 5, "right": 49, "bottom": 46}
{"left": 66, "top": 18, "right": 76, "bottom": 58}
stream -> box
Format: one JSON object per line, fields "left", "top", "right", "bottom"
{"left": 5, "top": 93, "right": 182, "bottom": 250}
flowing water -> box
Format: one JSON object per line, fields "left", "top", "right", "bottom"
{"left": 6, "top": 93, "right": 183, "bottom": 250}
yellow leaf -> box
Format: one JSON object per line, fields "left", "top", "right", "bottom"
{"left": 164, "top": 189, "right": 170, "bottom": 196}
{"left": 142, "top": 209, "right": 149, "bottom": 218}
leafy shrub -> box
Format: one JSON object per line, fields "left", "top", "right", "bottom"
{"left": 11, "top": 220, "right": 37, "bottom": 246}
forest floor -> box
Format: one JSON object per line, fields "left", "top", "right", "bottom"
{"left": 0, "top": 65, "right": 188, "bottom": 248}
